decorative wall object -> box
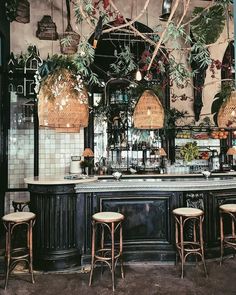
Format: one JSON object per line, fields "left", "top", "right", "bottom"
{"left": 36, "top": 15, "right": 58, "bottom": 40}
{"left": 133, "top": 90, "right": 164, "bottom": 129}
{"left": 38, "top": 68, "right": 89, "bottom": 133}
{"left": 5, "top": 0, "right": 30, "bottom": 23}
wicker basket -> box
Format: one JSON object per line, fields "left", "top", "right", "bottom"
{"left": 38, "top": 69, "right": 89, "bottom": 133}
{"left": 133, "top": 90, "right": 164, "bottom": 129}
{"left": 217, "top": 90, "right": 236, "bottom": 128}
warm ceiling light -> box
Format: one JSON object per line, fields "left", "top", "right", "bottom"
{"left": 135, "top": 69, "right": 142, "bottom": 81}
{"left": 38, "top": 69, "right": 89, "bottom": 133}
{"left": 133, "top": 89, "right": 164, "bottom": 129}
{"left": 218, "top": 90, "right": 236, "bottom": 128}
{"left": 159, "top": 0, "right": 172, "bottom": 21}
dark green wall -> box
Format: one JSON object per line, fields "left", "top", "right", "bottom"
{"left": 0, "top": 0, "right": 10, "bottom": 224}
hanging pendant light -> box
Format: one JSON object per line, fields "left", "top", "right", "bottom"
{"left": 159, "top": 0, "right": 172, "bottom": 21}
{"left": 135, "top": 69, "right": 142, "bottom": 81}
{"left": 38, "top": 68, "right": 89, "bottom": 133}
{"left": 217, "top": 90, "right": 236, "bottom": 128}
{"left": 133, "top": 89, "right": 164, "bottom": 129}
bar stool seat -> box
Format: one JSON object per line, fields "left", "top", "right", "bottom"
{"left": 12, "top": 200, "right": 30, "bottom": 212}
{"left": 2, "top": 211, "right": 36, "bottom": 289}
{"left": 173, "top": 207, "right": 207, "bottom": 278}
{"left": 89, "top": 211, "right": 124, "bottom": 291}
{"left": 219, "top": 204, "right": 236, "bottom": 264}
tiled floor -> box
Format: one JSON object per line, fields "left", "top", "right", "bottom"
{"left": 0, "top": 258, "right": 236, "bottom": 295}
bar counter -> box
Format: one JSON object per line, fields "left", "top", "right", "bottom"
{"left": 25, "top": 173, "right": 236, "bottom": 271}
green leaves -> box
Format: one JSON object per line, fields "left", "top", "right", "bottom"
{"left": 180, "top": 141, "right": 199, "bottom": 162}
{"left": 190, "top": 40, "right": 212, "bottom": 69}
{"left": 110, "top": 46, "right": 136, "bottom": 76}
{"left": 169, "top": 57, "right": 195, "bottom": 88}
{"left": 5, "top": 0, "right": 19, "bottom": 22}
{"left": 164, "top": 23, "right": 191, "bottom": 49}
{"left": 191, "top": 5, "right": 226, "bottom": 44}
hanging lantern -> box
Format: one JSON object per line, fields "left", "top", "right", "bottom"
{"left": 38, "top": 69, "right": 89, "bottom": 133}
{"left": 217, "top": 90, "right": 236, "bottom": 128}
{"left": 133, "top": 90, "right": 164, "bottom": 129}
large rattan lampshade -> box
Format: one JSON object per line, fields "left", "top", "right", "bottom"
{"left": 133, "top": 90, "right": 164, "bottom": 129}
{"left": 38, "top": 69, "right": 89, "bottom": 133}
{"left": 217, "top": 90, "right": 236, "bottom": 128}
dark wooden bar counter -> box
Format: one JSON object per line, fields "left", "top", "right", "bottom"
{"left": 25, "top": 173, "right": 236, "bottom": 271}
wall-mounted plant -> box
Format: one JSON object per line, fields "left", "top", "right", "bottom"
{"left": 191, "top": 4, "right": 226, "bottom": 45}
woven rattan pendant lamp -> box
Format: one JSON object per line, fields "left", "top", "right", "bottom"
{"left": 38, "top": 68, "right": 89, "bottom": 133}
{"left": 217, "top": 3, "right": 236, "bottom": 128}
{"left": 217, "top": 90, "right": 236, "bottom": 128}
{"left": 133, "top": 89, "right": 164, "bottom": 129}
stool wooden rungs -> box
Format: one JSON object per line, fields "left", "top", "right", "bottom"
{"left": 2, "top": 211, "right": 36, "bottom": 289}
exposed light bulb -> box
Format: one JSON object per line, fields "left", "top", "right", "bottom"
{"left": 231, "top": 110, "right": 236, "bottom": 117}
{"left": 135, "top": 69, "right": 142, "bottom": 81}
{"left": 147, "top": 108, "right": 151, "bottom": 116}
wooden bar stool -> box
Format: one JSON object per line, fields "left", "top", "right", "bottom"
{"left": 219, "top": 204, "right": 236, "bottom": 264}
{"left": 173, "top": 207, "right": 207, "bottom": 278}
{"left": 12, "top": 200, "right": 30, "bottom": 212}
{"left": 89, "top": 212, "right": 125, "bottom": 291}
{"left": 2, "top": 212, "right": 36, "bottom": 289}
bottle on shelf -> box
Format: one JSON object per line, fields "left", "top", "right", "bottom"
{"left": 208, "top": 150, "right": 220, "bottom": 171}
{"left": 108, "top": 134, "right": 115, "bottom": 150}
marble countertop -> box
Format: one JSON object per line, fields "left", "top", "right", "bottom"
{"left": 24, "top": 173, "right": 236, "bottom": 192}
{"left": 24, "top": 175, "right": 98, "bottom": 185}
{"left": 75, "top": 175, "right": 236, "bottom": 192}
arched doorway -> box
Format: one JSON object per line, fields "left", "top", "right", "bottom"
{"left": 88, "top": 20, "right": 170, "bottom": 174}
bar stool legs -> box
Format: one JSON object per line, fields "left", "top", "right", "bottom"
{"left": 2, "top": 212, "right": 36, "bottom": 289}
{"left": 173, "top": 207, "right": 207, "bottom": 278}
{"left": 219, "top": 204, "right": 236, "bottom": 265}
{"left": 89, "top": 212, "right": 124, "bottom": 291}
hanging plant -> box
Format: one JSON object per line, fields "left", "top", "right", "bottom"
{"left": 191, "top": 5, "right": 226, "bottom": 44}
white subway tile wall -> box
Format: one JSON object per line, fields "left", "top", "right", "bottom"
{"left": 6, "top": 128, "right": 84, "bottom": 213}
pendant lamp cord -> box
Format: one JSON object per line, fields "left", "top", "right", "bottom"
{"left": 66, "top": 0, "right": 72, "bottom": 30}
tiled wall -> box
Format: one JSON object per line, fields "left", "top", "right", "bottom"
{"left": 6, "top": 128, "right": 84, "bottom": 213}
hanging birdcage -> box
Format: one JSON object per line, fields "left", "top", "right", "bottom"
{"left": 36, "top": 15, "right": 58, "bottom": 40}
{"left": 133, "top": 89, "right": 164, "bottom": 129}
{"left": 38, "top": 69, "right": 89, "bottom": 133}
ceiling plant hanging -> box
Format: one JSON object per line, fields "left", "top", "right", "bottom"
{"left": 37, "top": 67, "right": 89, "bottom": 133}
{"left": 35, "top": 38, "right": 101, "bottom": 133}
